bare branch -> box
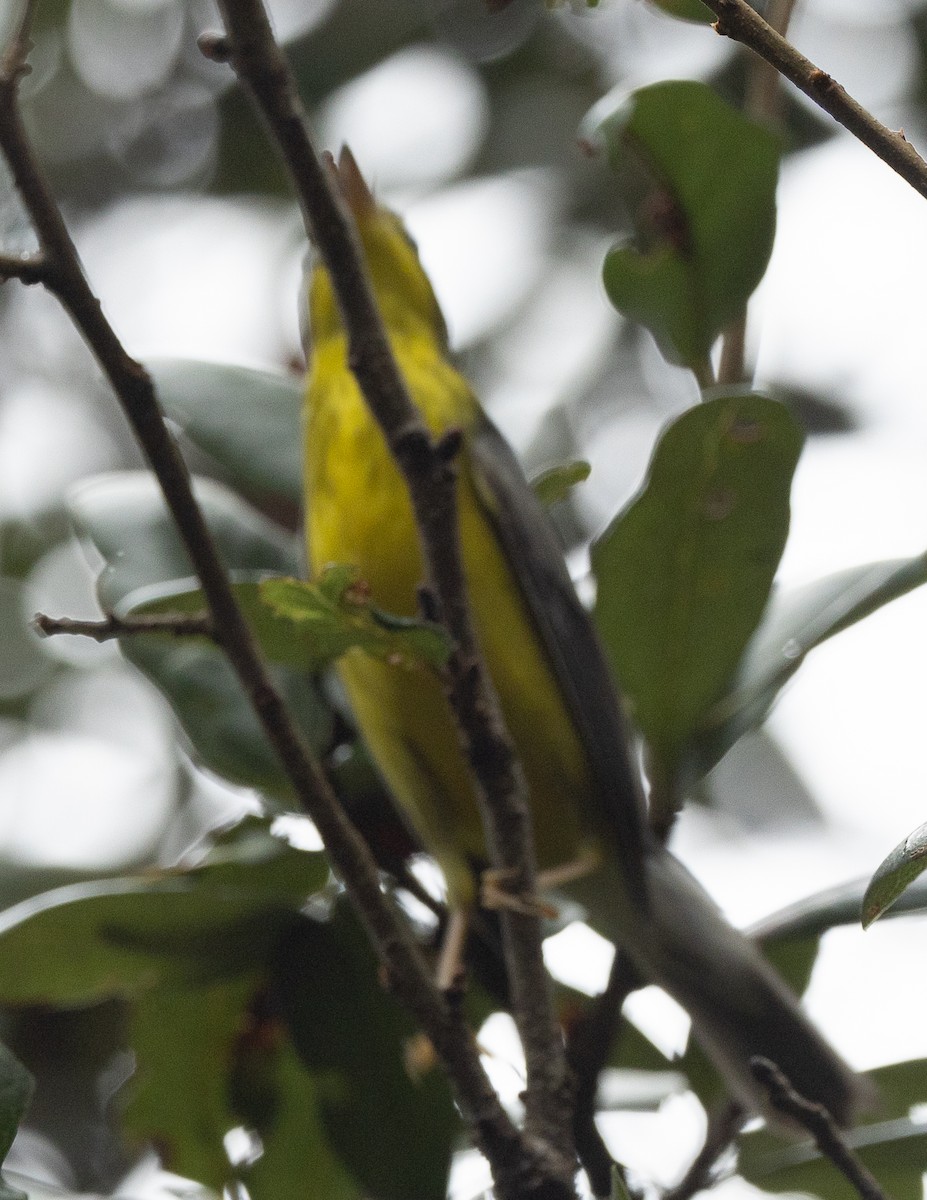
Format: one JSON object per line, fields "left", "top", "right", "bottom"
{"left": 210, "top": 0, "right": 575, "bottom": 1171}
{"left": 0, "top": 0, "right": 39, "bottom": 82}
{"left": 0, "top": 250, "right": 46, "bottom": 284}
{"left": 703, "top": 0, "right": 927, "bottom": 202}
{"left": 33, "top": 612, "right": 214, "bottom": 642}
{"left": 750, "top": 1058, "right": 888, "bottom": 1200}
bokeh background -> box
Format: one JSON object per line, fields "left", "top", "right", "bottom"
{"left": 2, "top": 0, "right": 927, "bottom": 1195}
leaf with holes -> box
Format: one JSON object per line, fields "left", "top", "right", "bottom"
{"left": 592, "top": 395, "right": 802, "bottom": 776}
{"left": 588, "top": 81, "right": 779, "bottom": 370}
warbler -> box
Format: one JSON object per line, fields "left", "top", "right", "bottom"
{"left": 303, "top": 148, "right": 868, "bottom": 1126}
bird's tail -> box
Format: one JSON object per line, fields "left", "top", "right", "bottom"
{"left": 568, "top": 848, "right": 874, "bottom": 1130}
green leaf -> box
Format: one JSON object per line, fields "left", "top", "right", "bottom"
{"left": 261, "top": 570, "right": 453, "bottom": 672}
{"left": 128, "top": 569, "right": 452, "bottom": 674}
{"left": 646, "top": 0, "right": 713, "bottom": 22}
{"left": 69, "top": 473, "right": 332, "bottom": 797}
{"left": 695, "top": 554, "right": 927, "bottom": 774}
{"left": 69, "top": 472, "right": 299, "bottom": 609}
{"left": 530, "top": 460, "right": 591, "bottom": 508}
{"left": 125, "top": 974, "right": 261, "bottom": 1187}
{"left": 126, "top": 973, "right": 362, "bottom": 1200}
{"left": 148, "top": 359, "right": 302, "bottom": 505}
{"left": 862, "top": 822, "right": 927, "bottom": 928}
{"left": 738, "top": 1118, "right": 927, "bottom": 1200}
{"left": 749, "top": 873, "right": 927, "bottom": 948}
{"left": 0, "top": 819, "right": 325, "bottom": 1005}
{"left": 275, "top": 907, "right": 458, "bottom": 1200}
{"left": 758, "top": 931, "right": 820, "bottom": 1000}
{"left": 590, "top": 80, "right": 780, "bottom": 369}
{"left": 243, "top": 1039, "right": 361, "bottom": 1200}
{"left": 592, "top": 395, "right": 802, "bottom": 771}
{"left": 0, "top": 1044, "right": 32, "bottom": 1169}
{"left": 865, "top": 1058, "right": 927, "bottom": 1120}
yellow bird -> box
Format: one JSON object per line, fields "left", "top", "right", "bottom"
{"left": 303, "top": 149, "right": 868, "bottom": 1126}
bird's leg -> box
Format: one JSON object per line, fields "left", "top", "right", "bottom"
{"left": 481, "top": 848, "right": 602, "bottom": 916}
{"left": 537, "top": 847, "right": 602, "bottom": 891}
{"left": 481, "top": 868, "right": 559, "bottom": 917}
{"left": 436, "top": 905, "right": 471, "bottom": 992}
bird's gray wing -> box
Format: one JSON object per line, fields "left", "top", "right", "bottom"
{"left": 468, "top": 412, "right": 650, "bottom": 912}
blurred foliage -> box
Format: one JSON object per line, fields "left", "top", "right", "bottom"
{"left": 4, "top": 1, "right": 927, "bottom": 1199}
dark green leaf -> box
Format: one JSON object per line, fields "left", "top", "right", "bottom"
{"left": 148, "top": 359, "right": 302, "bottom": 505}
{"left": 738, "top": 1117, "right": 927, "bottom": 1200}
{"left": 645, "top": 0, "right": 713, "bottom": 23}
{"left": 865, "top": 1058, "right": 927, "bottom": 1120}
{"left": 0, "top": 1044, "right": 32, "bottom": 1167}
{"left": 607, "top": 1017, "right": 675, "bottom": 1074}
{"left": 696, "top": 554, "right": 927, "bottom": 774}
{"left": 591, "top": 81, "right": 780, "bottom": 369}
{"left": 863, "top": 822, "right": 927, "bottom": 928}
{"left": 531, "top": 460, "right": 591, "bottom": 507}
{"left": 592, "top": 395, "right": 802, "bottom": 771}
{"left": 0, "top": 819, "right": 324, "bottom": 1005}
{"left": 758, "top": 932, "right": 820, "bottom": 999}
{"left": 69, "top": 473, "right": 332, "bottom": 797}
{"left": 708, "top": 52, "right": 836, "bottom": 159}
{"left": 275, "top": 907, "right": 458, "bottom": 1200}
{"left": 243, "top": 1040, "right": 361, "bottom": 1200}
{"left": 125, "top": 974, "right": 260, "bottom": 1187}
{"left": 749, "top": 873, "right": 927, "bottom": 947}
{"left": 261, "top": 570, "right": 453, "bottom": 671}
{"left": 69, "top": 472, "right": 299, "bottom": 609}
{"left": 127, "top": 975, "right": 361, "bottom": 1200}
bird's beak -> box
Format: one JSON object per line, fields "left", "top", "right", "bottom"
{"left": 325, "top": 145, "right": 376, "bottom": 218}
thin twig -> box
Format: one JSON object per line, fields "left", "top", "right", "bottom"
{"left": 662, "top": 1100, "right": 745, "bottom": 1200}
{"left": 750, "top": 1058, "right": 888, "bottom": 1200}
{"left": 742, "top": 0, "right": 799, "bottom": 126}
{"left": 0, "top": 19, "right": 532, "bottom": 1195}
{"left": 567, "top": 951, "right": 641, "bottom": 1198}
{"left": 33, "top": 612, "right": 214, "bottom": 642}
{"left": 716, "top": 0, "right": 798, "bottom": 389}
{"left": 0, "top": 0, "right": 38, "bottom": 79}
{"left": 703, "top": 0, "right": 927, "bottom": 202}
{"left": 209, "top": 0, "right": 575, "bottom": 1171}
{"left": 0, "top": 250, "right": 47, "bottom": 284}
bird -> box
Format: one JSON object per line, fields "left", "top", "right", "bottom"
{"left": 302, "top": 147, "right": 869, "bottom": 1128}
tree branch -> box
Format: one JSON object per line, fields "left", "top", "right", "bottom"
{"left": 750, "top": 1058, "right": 888, "bottom": 1200}
{"left": 703, "top": 0, "right": 927, "bottom": 203}
{"left": 33, "top": 612, "right": 214, "bottom": 642}
{"left": 209, "top": 0, "right": 575, "bottom": 1172}
{"left": 0, "top": 19, "right": 535, "bottom": 1196}
{"left": 0, "top": 250, "right": 47, "bottom": 284}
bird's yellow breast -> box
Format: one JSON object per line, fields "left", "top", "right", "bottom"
{"left": 305, "top": 331, "right": 589, "bottom": 903}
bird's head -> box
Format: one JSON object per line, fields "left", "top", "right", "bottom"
{"left": 304, "top": 147, "right": 448, "bottom": 353}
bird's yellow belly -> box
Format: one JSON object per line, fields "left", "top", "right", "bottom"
{"left": 306, "top": 368, "right": 589, "bottom": 903}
